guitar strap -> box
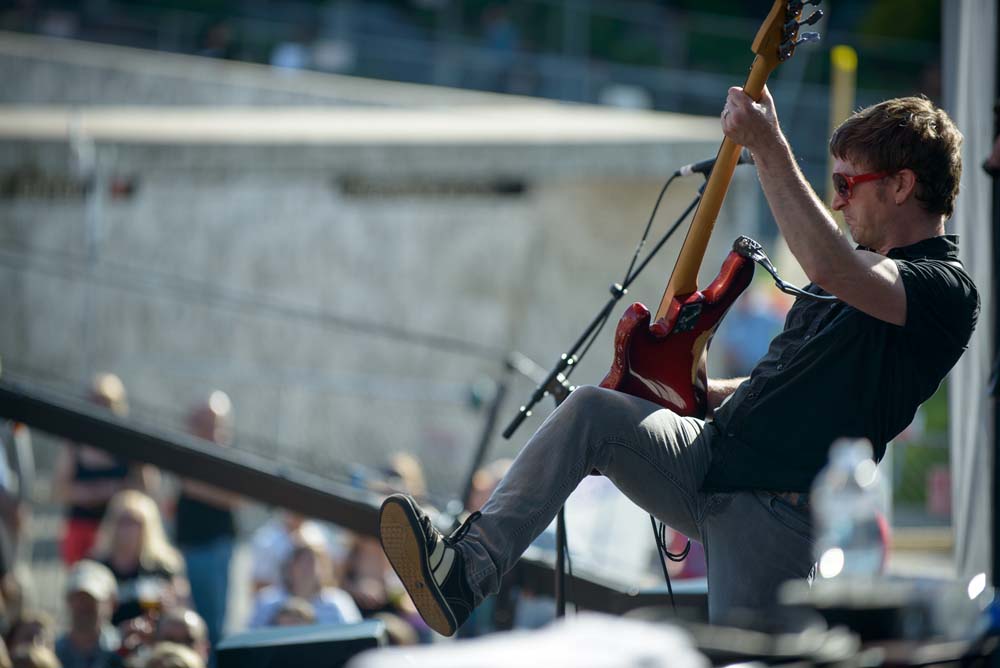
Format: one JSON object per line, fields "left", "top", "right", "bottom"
{"left": 733, "top": 236, "right": 840, "bottom": 303}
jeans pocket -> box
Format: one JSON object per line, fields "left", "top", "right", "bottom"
{"left": 756, "top": 490, "right": 814, "bottom": 543}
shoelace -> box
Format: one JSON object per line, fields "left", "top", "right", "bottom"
{"left": 418, "top": 509, "right": 482, "bottom": 548}
{"left": 449, "top": 511, "right": 482, "bottom": 544}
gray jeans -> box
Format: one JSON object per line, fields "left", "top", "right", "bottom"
{"left": 456, "top": 385, "right": 815, "bottom": 624}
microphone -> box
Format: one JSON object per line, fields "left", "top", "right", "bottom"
{"left": 676, "top": 147, "right": 755, "bottom": 177}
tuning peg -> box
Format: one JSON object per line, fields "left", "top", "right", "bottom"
{"left": 784, "top": 9, "right": 822, "bottom": 40}
{"left": 801, "top": 9, "right": 823, "bottom": 26}
{"left": 795, "top": 31, "right": 821, "bottom": 46}
{"left": 778, "top": 32, "right": 821, "bottom": 60}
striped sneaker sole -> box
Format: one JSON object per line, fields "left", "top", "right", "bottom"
{"left": 379, "top": 497, "right": 457, "bottom": 636}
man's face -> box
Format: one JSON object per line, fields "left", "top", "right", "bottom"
{"left": 67, "top": 591, "right": 101, "bottom": 631}
{"left": 830, "top": 157, "right": 893, "bottom": 250}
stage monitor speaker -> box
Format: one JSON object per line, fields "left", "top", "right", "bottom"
{"left": 216, "top": 620, "right": 386, "bottom": 668}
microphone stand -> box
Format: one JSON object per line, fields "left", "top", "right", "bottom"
{"left": 501, "top": 180, "right": 706, "bottom": 618}
{"left": 447, "top": 352, "right": 550, "bottom": 524}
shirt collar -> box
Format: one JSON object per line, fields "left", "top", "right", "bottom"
{"left": 857, "top": 235, "right": 961, "bottom": 261}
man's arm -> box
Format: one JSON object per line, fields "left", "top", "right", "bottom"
{"left": 707, "top": 377, "right": 747, "bottom": 414}
{"left": 721, "top": 86, "right": 907, "bottom": 326}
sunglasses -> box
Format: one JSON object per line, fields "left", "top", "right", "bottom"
{"left": 832, "top": 171, "right": 890, "bottom": 200}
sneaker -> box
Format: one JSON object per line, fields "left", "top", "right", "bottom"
{"left": 379, "top": 493, "right": 480, "bottom": 636}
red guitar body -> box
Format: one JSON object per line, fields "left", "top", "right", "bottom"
{"left": 600, "top": 249, "right": 755, "bottom": 419}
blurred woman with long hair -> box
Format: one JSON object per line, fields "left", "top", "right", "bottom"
{"left": 90, "top": 490, "right": 188, "bottom": 626}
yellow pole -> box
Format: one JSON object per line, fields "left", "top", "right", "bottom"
{"left": 827, "top": 45, "right": 858, "bottom": 208}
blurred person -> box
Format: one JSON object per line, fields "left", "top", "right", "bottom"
{"left": 349, "top": 454, "right": 431, "bottom": 638}
{"left": 141, "top": 643, "right": 203, "bottom": 668}
{"left": 0, "top": 422, "right": 34, "bottom": 578}
{"left": 269, "top": 598, "right": 315, "bottom": 627}
{"left": 5, "top": 611, "right": 53, "bottom": 653}
{"left": 711, "top": 286, "right": 788, "bottom": 377}
{"left": 54, "top": 560, "right": 123, "bottom": 668}
{"left": 0, "top": 572, "right": 25, "bottom": 638}
{"left": 383, "top": 453, "right": 427, "bottom": 502}
{"left": 340, "top": 536, "right": 428, "bottom": 642}
{"left": 173, "top": 392, "right": 241, "bottom": 648}
{"left": 270, "top": 25, "right": 316, "bottom": 72}
{"left": 89, "top": 491, "right": 188, "bottom": 626}
{"left": 466, "top": 459, "right": 511, "bottom": 513}
{"left": 340, "top": 536, "right": 392, "bottom": 617}
{"left": 9, "top": 645, "right": 58, "bottom": 668}
{"left": 0, "top": 637, "right": 9, "bottom": 668}
{"left": 53, "top": 374, "right": 158, "bottom": 565}
{"left": 370, "top": 612, "right": 417, "bottom": 647}
{"left": 378, "top": 91, "right": 979, "bottom": 633}
{"left": 249, "top": 512, "right": 340, "bottom": 592}
{"left": 196, "top": 18, "right": 236, "bottom": 60}
{"left": 479, "top": 5, "right": 520, "bottom": 93}
{"left": 154, "top": 609, "right": 207, "bottom": 666}
{"left": 362, "top": 453, "right": 427, "bottom": 502}
{"left": 248, "top": 540, "right": 360, "bottom": 628}
{"left": 339, "top": 452, "right": 428, "bottom": 614}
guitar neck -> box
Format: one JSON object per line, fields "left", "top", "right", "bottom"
{"left": 654, "top": 54, "right": 774, "bottom": 321}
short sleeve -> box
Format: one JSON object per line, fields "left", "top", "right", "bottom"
{"left": 896, "top": 258, "right": 979, "bottom": 352}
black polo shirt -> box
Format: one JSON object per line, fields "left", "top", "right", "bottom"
{"left": 701, "top": 235, "right": 979, "bottom": 493}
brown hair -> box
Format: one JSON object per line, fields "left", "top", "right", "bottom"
{"left": 829, "top": 96, "right": 963, "bottom": 217}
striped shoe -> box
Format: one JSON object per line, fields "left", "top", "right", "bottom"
{"left": 379, "top": 494, "right": 480, "bottom": 636}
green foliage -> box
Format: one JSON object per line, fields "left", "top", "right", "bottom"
{"left": 857, "top": 0, "right": 941, "bottom": 41}
{"left": 893, "top": 380, "right": 949, "bottom": 505}
{"left": 921, "top": 378, "right": 950, "bottom": 433}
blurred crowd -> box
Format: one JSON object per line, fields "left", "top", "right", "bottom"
{"left": 0, "top": 358, "right": 760, "bottom": 667}
{"left": 0, "top": 372, "right": 480, "bottom": 668}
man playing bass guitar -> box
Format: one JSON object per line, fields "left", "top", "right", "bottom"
{"left": 378, "top": 87, "right": 979, "bottom": 634}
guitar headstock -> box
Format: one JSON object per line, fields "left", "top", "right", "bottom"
{"left": 752, "top": 0, "right": 823, "bottom": 70}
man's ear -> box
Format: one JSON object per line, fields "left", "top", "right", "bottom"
{"left": 893, "top": 169, "right": 918, "bottom": 205}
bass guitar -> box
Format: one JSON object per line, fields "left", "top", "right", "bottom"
{"left": 600, "top": 0, "right": 821, "bottom": 418}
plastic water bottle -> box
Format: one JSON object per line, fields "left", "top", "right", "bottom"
{"left": 811, "top": 438, "right": 890, "bottom": 579}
